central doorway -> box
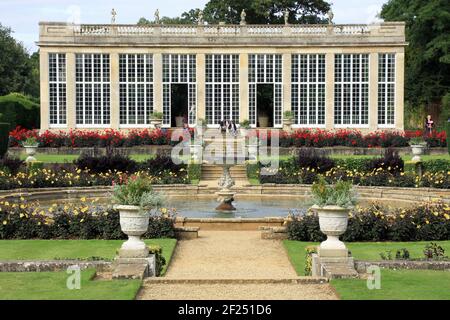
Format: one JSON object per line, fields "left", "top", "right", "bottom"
{"left": 171, "top": 84, "right": 188, "bottom": 127}
{"left": 256, "top": 84, "right": 274, "bottom": 128}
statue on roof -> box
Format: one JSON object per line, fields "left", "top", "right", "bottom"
{"left": 198, "top": 10, "right": 204, "bottom": 25}
{"left": 111, "top": 8, "right": 117, "bottom": 24}
{"left": 284, "top": 9, "right": 289, "bottom": 25}
{"left": 328, "top": 9, "right": 334, "bottom": 25}
{"left": 240, "top": 9, "right": 247, "bottom": 25}
{"left": 154, "top": 9, "right": 160, "bottom": 24}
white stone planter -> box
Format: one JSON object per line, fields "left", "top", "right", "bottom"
{"left": 283, "top": 119, "right": 293, "bottom": 132}
{"left": 114, "top": 205, "right": 149, "bottom": 257}
{"left": 411, "top": 144, "right": 426, "bottom": 162}
{"left": 190, "top": 144, "right": 203, "bottom": 163}
{"left": 150, "top": 119, "right": 163, "bottom": 129}
{"left": 315, "top": 205, "right": 351, "bottom": 257}
{"left": 240, "top": 128, "right": 248, "bottom": 137}
{"left": 24, "top": 145, "right": 38, "bottom": 162}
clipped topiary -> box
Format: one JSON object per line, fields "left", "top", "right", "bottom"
{"left": 0, "top": 122, "right": 10, "bottom": 159}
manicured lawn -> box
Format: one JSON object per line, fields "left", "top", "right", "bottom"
{"left": 0, "top": 268, "right": 141, "bottom": 300}
{"left": 284, "top": 240, "right": 450, "bottom": 300}
{"left": 283, "top": 240, "right": 450, "bottom": 276}
{"left": 331, "top": 269, "right": 450, "bottom": 300}
{"left": 0, "top": 239, "right": 177, "bottom": 276}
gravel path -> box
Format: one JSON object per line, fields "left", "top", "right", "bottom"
{"left": 137, "top": 231, "right": 338, "bottom": 300}
{"left": 165, "top": 231, "right": 297, "bottom": 279}
{"left": 138, "top": 282, "right": 338, "bottom": 300}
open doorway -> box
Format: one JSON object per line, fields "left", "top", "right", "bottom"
{"left": 171, "top": 84, "right": 188, "bottom": 127}
{"left": 256, "top": 84, "right": 274, "bottom": 128}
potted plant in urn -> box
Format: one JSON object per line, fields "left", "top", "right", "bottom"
{"left": 409, "top": 136, "right": 427, "bottom": 162}
{"left": 239, "top": 120, "right": 251, "bottom": 137}
{"left": 311, "top": 177, "right": 357, "bottom": 257}
{"left": 283, "top": 111, "right": 294, "bottom": 132}
{"left": 21, "top": 137, "right": 39, "bottom": 162}
{"left": 149, "top": 111, "right": 163, "bottom": 128}
{"left": 113, "top": 176, "right": 165, "bottom": 257}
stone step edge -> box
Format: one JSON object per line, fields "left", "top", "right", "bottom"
{"left": 144, "top": 277, "right": 328, "bottom": 285}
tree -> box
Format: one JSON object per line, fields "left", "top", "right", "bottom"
{"left": 380, "top": 0, "right": 450, "bottom": 120}
{"left": 139, "top": 0, "right": 330, "bottom": 25}
{"left": 0, "top": 23, "right": 37, "bottom": 97}
{"left": 203, "top": 0, "right": 330, "bottom": 25}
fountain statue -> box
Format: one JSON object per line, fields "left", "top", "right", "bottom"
{"left": 216, "top": 162, "right": 236, "bottom": 211}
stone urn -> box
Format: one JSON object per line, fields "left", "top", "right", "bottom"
{"left": 411, "top": 144, "right": 426, "bottom": 162}
{"left": 190, "top": 143, "right": 203, "bottom": 163}
{"left": 315, "top": 205, "right": 351, "bottom": 257}
{"left": 283, "top": 118, "right": 293, "bottom": 132}
{"left": 114, "top": 205, "right": 149, "bottom": 258}
{"left": 150, "top": 118, "right": 163, "bottom": 129}
{"left": 24, "top": 145, "right": 38, "bottom": 162}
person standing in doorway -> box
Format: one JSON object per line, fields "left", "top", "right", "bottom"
{"left": 425, "top": 115, "right": 434, "bottom": 136}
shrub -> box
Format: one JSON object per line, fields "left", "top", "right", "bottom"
{"left": 422, "top": 160, "right": 450, "bottom": 173}
{"left": 0, "top": 202, "right": 176, "bottom": 240}
{"left": 367, "top": 149, "right": 404, "bottom": 174}
{"left": 423, "top": 243, "right": 447, "bottom": 260}
{"left": 304, "top": 246, "right": 317, "bottom": 276}
{"left": 0, "top": 156, "right": 24, "bottom": 174}
{"left": 0, "top": 123, "right": 10, "bottom": 159}
{"left": 0, "top": 93, "right": 39, "bottom": 130}
{"left": 140, "top": 155, "right": 185, "bottom": 175}
{"left": 287, "top": 201, "right": 450, "bottom": 242}
{"left": 334, "top": 158, "right": 373, "bottom": 172}
{"left": 295, "top": 148, "right": 335, "bottom": 173}
{"left": 75, "top": 154, "right": 138, "bottom": 174}
{"left": 187, "top": 162, "right": 201, "bottom": 182}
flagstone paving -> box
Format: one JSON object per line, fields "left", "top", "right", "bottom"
{"left": 138, "top": 231, "right": 338, "bottom": 300}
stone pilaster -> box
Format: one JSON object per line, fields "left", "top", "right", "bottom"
{"left": 153, "top": 53, "right": 163, "bottom": 114}
{"left": 369, "top": 52, "right": 379, "bottom": 131}
{"left": 325, "top": 53, "right": 335, "bottom": 130}
{"left": 66, "top": 53, "right": 76, "bottom": 129}
{"left": 39, "top": 50, "right": 49, "bottom": 131}
{"left": 196, "top": 53, "right": 206, "bottom": 124}
{"left": 110, "top": 52, "right": 120, "bottom": 129}
{"left": 282, "top": 53, "right": 292, "bottom": 113}
{"left": 239, "top": 53, "right": 249, "bottom": 123}
{"left": 395, "top": 50, "right": 405, "bottom": 130}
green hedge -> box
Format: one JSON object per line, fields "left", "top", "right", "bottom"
{"left": 0, "top": 123, "right": 9, "bottom": 158}
{"left": 0, "top": 93, "right": 40, "bottom": 129}
{"left": 187, "top": 162, "right": 202, "bottom": 182}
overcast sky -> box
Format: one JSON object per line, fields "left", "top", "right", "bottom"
{"left": 0, "top": 0, "right": 388, "bottom": 52}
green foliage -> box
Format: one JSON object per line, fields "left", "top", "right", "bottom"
{"left": 112, "top": 176, "right": 165, "bottom": 209}
{"left": 240, "top": 120, "right": 251, "bottom": 129}
{"left": 409, "top": 136, "right": 426, "bottom": 145}
{"left": 0, "top": 122, "right": 9, "bottom": 158}
{"left": 0, "top": 205, "right": 176, "bottom": 240}
{"left": 283, "top": 111, "right": 293, "bottom": 120}
{"left": 380, "top": 250, "right": 393, "bottom": 260}
{"left": 423, "top": 242, "right": 447, "bottom": 260}
{"left": 311, "top": 176, "right": 357, "bottom": 208}
{"left": 381, "top": 0, "right": 450, "bottom": 121}
{"left": 304, "top": 246, "right": 317, "bottom": 276}
{"left": 21, "top": 136, "right": 38, "bottom": 147}
{"left": 150, "top": 112, "right": 163, "bottom": 120}
{"left": 396, "top": 248, "right": 411, "bottom": 260}
{"left": 246, "top": 162, "right": 260, "bottom": 181}
{"left": 138, "top": 0, "right": 330, "bottom": 26}
{"left": 0, "top": 24, "right": 38, "bottom": 97}
{"left": 0, "top": 93, "right": 40, "bottom": 129}
{"left": 287, "top": 201, "right": 450, "bottom": 242}
{"left": 203, "top": 0, "right": 330, "bottom": 25}
{"left": 421, "top": 159, "right": 450, "bottom": 173}
{"left": 187, "top": 162, "right": 202, "bottom": 181}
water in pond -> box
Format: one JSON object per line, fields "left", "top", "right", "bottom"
{"left": 164, "top": 198, "right": 308, "bottom": 218}
{"left": 39, "top": 196, "right": 309, "bottom": 219}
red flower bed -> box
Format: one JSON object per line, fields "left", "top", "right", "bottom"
{"left": 8, "top": 127, "right": 447, "bottom": 148}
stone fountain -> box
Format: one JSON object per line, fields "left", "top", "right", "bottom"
{"left": 216, "top": 163, "right": 236, "bottom": 211}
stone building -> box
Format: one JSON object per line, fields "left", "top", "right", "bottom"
{"left": 38, "top": 21, "right": 406, "bottom": 131}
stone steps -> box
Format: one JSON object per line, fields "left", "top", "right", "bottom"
{"left": 144, "top": 277, "right": 328, "bottom": 285}
{"left": 201, "top": 165, "right": 248, "bottom": 181}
